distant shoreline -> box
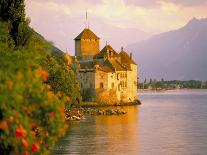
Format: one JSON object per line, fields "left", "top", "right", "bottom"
{"left": 138, "top": 88, "right": 207, "bottom": 93}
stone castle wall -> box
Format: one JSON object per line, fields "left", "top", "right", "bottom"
{"left": 75, "top": 39, "right": 99, "bottom": 57}
{"left": 77, "top": 67, "right": 138, "bottom": 103}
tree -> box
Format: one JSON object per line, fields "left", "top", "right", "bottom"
{"left": 0, "top": 22, "right": 14, "bottom": 50}
{"left": 0, "top": 0, "right": 32, "bottom": 47}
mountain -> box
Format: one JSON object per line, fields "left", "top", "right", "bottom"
{"left": 31, "top": 16, "right": 151, "bottom": 54}
{"left": 126, "top": 18, "right": 207, "bottom": 81}
{"left": 93, "top": 24, "right": 151, "bottom": 51}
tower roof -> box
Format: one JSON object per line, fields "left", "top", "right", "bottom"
{"left": 74, "top": 28, "right": 99, "bottom": 40}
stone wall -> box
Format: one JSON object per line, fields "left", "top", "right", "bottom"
{"left": 75, "top": 61, "right": 138, "bottom": 103}
{"left": 78, "top": 70, "right": 95, "bottom": 101}
{"left": 81, "top": 39, "right": 99, "bottom": 56}
{"left": 126, "top": 64, "right": 138, "bottom": 102}
{"left": 75, "top": 40, "right": 81, "bottom": 57}
{"left": 95, "top": 69, "right": 109, "bottom": 89}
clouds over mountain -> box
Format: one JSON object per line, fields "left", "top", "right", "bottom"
{"left": 26, "top": 0, "right": 207, "bottom": 33}
{"left": 25, "top": 0, "right": 207, "bottom": 52}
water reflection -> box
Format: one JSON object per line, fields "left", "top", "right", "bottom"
{"left": 53, "top": 106, "right": 139, "bottom": 155}
{"left": 94, "top": 106, "right": 139, "bottom": 154}
{"left": 54, "top": 90, "right": 207, "bottom": 155}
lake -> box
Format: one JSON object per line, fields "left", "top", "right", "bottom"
{"left": 54, "top": 89, "right": 207, "bottom": 155}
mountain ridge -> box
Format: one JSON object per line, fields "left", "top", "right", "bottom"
{"left": 126, "top": 17, "right": 207, "bottom": 81}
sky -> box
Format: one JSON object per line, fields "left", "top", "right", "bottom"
{"left": 25, "top": 0, "right": 207, "bottom": 53}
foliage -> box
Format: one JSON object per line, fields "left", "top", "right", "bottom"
{"left": 201, "top": 81, "right": 207, "bottom": 89}
{"left": 0, "top": 28, "right": 80, "bottom": 155}
{"left": 139, "top": 79, "right": 205, "bottom": 90}
{"left": 0, "top": 1, "right": 81, "bottom": 154}
{"left": 0, "top": 22, "right": 14, "bottom": 50}
{"left": 40, "top": 51, "right": 81, "bottom": 109}
{"left": 0, "top": 52, "right": 68, "bottom": 154}
{"left": 0, "top": 0, "right": 32, "bottom": 47}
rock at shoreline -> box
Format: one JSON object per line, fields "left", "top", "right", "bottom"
{"left": 83, "top": 108, "right": 127, "bottom": 116}
{"left": 65, "top": 108, "right": 127, "bottom": 121}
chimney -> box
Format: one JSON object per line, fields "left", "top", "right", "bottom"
{"left": 130, "top": 52, "right": 132, "bottom": 59}
{"left": 121, "top": 46, "right": 123, "bottom": 51}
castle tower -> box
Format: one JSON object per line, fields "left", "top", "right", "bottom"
{"left": 74, "top": 28, "right": 100, "bottom": 59}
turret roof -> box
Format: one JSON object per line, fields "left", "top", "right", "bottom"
{"left": 74, "top": 28, "right": 99, "bottom": 40}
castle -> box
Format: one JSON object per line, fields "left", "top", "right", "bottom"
{"left": 71, "top": 27, "right": 138, "bottom": 103}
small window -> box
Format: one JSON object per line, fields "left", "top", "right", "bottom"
{"left": 100, "top": 73, "right": 104, "bottom": 79}
{"left": 117, "top": 73, "right": 119, "bottom": 80}
{"left": 111, "top": 83, "right": 114, "bottom": 88}
{"left": 100, "top": 82, "right": 104, "bottom": 88}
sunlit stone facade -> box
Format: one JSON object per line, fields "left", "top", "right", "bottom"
{"left": 73, "top": 28, "right": 138, "bottom": 103}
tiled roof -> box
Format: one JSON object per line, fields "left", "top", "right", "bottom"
{"left": 98, "top": 66, "right": 114, "bottom": 73}
{"left": 93, "top": 45, "right": 119, "bottom": 59}
{"left": 74, "top": 28, "right": 99, "bottom": 40}
{"left": 104, "top": 59, "right": 127, "bottom": 71}
{"left": 119, "top": 50, "right": 136, "bottom": 65}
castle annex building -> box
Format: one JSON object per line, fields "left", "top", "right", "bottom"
{"left": 73, "top": 28, "right": 138, "bottom": 103}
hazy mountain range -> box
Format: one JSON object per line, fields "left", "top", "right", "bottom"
{"left": 126, "top": 18, "right": 207, "bottom": 81}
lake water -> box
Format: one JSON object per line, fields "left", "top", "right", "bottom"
{"left": 54, "top": 89, "right": 207, "bottom": 155}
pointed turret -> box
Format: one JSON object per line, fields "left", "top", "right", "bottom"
{"left": 65, "top": 49, "right": 72, "bottom": 65}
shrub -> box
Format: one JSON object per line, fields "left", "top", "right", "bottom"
{"left": 0, "top": 32, "right": 80, "bottom": 154}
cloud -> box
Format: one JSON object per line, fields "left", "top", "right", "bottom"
{"left": 123, "top": 0, "right": 159, "bottom": 7}
{"left": 25, "top": 0, "right": 207, "bottom": 33}
{"left": 166, "top": 0, "right": 207, "bottom": 6}
{"left": 25, "top": 0, "right": 207, "bottom": 51}
{"left": 124, "top": 0, "right": 207, "bottom": 7}
{"left": 159, "top": 1, "right": 179, "bottom": 12}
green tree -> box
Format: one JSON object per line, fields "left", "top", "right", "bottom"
{"left": 40, "top": 52, "right": 81, "bottom": 108}
{"left": 0, "top": 0, "right": 32, "bottom": 47}
{"left": 0, "top": 22, "right": 14, "bottom": 50}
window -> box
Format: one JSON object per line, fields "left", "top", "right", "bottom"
{"left": 117, "top": 73, "right": 119, "bottom": 80}
{"left": 111, "top": 83, "right": 114, "bottom": 88}
{"left": 120, "top": 81, "right": 127, "bottom": 88}
{"left": 100, "top": 82, "right": 104, "bottom": 88}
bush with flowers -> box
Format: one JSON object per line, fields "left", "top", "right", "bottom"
{"left": 0, "top": 24, "right": 80, "bottom": 154}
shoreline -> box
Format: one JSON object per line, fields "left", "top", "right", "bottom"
{"left": 138, "top": 88, "right": 207, "bottom": 93}
{"left": 65, "top": 100, "right": 142, "bottom": 121}
{"left": 79, "top": 100, "right": 142, "bottom": 108}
